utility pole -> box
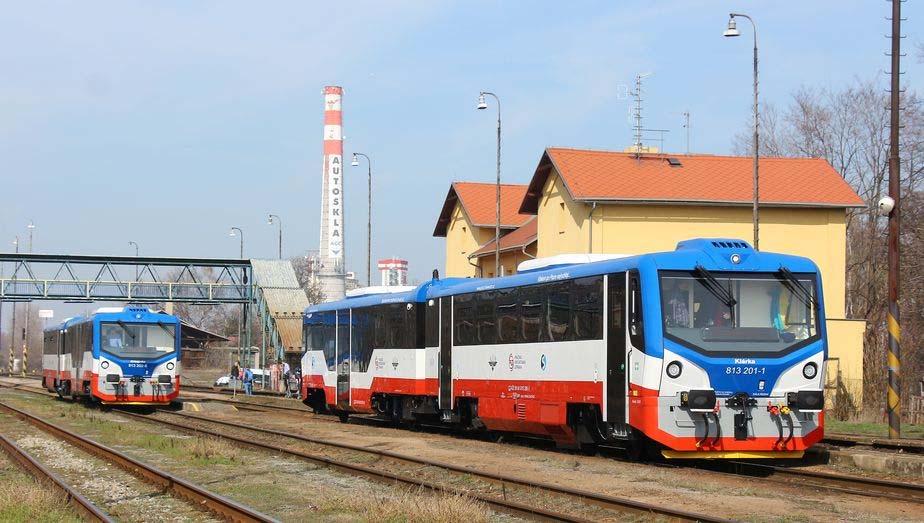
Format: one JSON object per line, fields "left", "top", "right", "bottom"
{"left": 9, "top": 236, "right": 18, "bottom": 375}
{"left": 682, "top": 111, "right": 691, "bottom": 154}
{"left": 886, "top": 0, "right": 903, "bottom": 439}
{"left": 23, "top": 222, "right": 34, "bottom": 376}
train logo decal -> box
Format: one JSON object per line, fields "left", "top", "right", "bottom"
{"left": 374, "top": 357, "right": 385, "bottom": 370}
{"left": 488, "top": 354, "right": 497, "bottom": 371}
{"left": 508, "top": 353, "right": 515, "bottom": 371}
{"left": 391, "top": 357, "right": 399, "bottom": 370}
{"left": 540, "top": 354, "right": 547, "bottom": 371}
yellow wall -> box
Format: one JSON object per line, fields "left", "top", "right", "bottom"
{"left": 825, "top": 319, "right": 866, "bottom": 407}
{"left": 444, "top": 202, "right": 495, "bottom": 278}
{"left": 476, "top": 243, "right": 538, "bottom": 277}
{"left": 537, "top": 172, "right": 849, "bottom": 319}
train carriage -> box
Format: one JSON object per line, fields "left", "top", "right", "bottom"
{"left": 42, "top": 306, "right": 181, "bottom": 406}
{"left": 302, "top": 238, "right": 827, "bottom": 458}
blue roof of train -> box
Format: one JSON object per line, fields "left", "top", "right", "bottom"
{"left": 304, "top": 238, "right": 822, "bottom": 314}
{"left": 46, "top": 307, "right": 180, "bottom": 332}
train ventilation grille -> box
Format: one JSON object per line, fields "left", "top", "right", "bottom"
{"left": 515, "top": 403, "right": 527, "bottom": 420}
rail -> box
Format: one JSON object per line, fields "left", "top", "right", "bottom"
{"left": 0, "top": 401, "right": 277, "bottom": 523}
{"left": 0, "top": 432, "right": 113, "bottom": 522}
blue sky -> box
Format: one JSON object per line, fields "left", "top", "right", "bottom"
{"left": 1, "top": 1, "right": 921, "bottom": 284}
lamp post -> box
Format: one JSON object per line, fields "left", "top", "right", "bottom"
{"left": 228, "top": 227, "right": 245, "bottom": 380}
{"left": 267, "top": 215, "right": 283, "bottom": 259}
{"left": 23, "top": 222, "right": 34, "bottom": 376}
{"left": 351, "top": 153, "right": 372, "bottom": 287}
{"left": 724, "top": 13, "right": 760, "bottom": 251}
{"left": 9, "top": 237, "right": 18, "bottom": 376}
{"left": 229, "top": 227, "right": 244, "bottom": 259}
{"left": 477, "top": 91, "right": 502, "bottom": 277}
{"left": 128, "top": 241, "right": 139, "bottom": 281}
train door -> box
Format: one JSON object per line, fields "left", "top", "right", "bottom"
{"left": 606, "top": 272, "right": 628, "bottom": 433}
{"left": 438, "top": 297, "right": 452, "bottom": 409}
{"left": 336, "top": 310, "right": 351, "bottom": 409}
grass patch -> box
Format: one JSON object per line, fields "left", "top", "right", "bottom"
{"left": 0, "top": 459, "right": 81, "bottom": 523}
{"left": 320, "top": 487, "right": 491, "bottom": 523}
{"left": 827, "top": 419, "right": 924, "bottom": 439}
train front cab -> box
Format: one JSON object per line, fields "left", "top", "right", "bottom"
{"left": 43, "top": 307, "right": 181, "bottom": 405}
{"left": 620, "top": 240, "right": 826, "bottom": 459}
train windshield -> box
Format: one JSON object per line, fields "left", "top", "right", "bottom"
{"left": 99, "top": 322, "right": 176, "bottom": 359}
{"left": 659, "top": 270, "right": 820, "bottom": 355}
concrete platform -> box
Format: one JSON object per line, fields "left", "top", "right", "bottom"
{"left": 808, "top": 445, "right": 924, "bottom": 479}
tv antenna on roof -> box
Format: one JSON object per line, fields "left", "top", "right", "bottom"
{"left": 631, "top": 73, "right": 652, "bottom": 157}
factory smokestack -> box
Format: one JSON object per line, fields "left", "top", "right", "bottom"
{"left": 318, "top": 86, "right": 346, "bottom": 301}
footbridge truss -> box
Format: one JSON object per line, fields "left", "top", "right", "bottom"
{"left": 0, "top": 253, "right": 251, "bottom": 304}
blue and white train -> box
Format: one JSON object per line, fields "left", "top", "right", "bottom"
{"left": 42, "top": 306, "right": 181, "bottom": 406}
{"left": 302, "top": 239, "right": 826, "bottom": 458}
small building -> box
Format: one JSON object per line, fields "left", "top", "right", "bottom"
{"left": 378, "top": 258, "right": 409, "bottom": 286}
{"left": 432, "top": 182, "right": 533, "bottom": 277}
{"left": 467, "top": 216, "right": 537, "bottom": 276}
{"left": 435, "top": 147, "right": 867, "bottom": 406}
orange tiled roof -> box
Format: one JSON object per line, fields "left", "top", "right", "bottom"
{"left": 433, "top": 182, "right": 532, "bottom": 237}
{"left": 519, "top": 148, "right": 865, "bottom": 214}
{"left": 470, "top": 216, "right": 538, "bottom": 258}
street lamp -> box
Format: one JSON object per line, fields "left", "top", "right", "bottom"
{"left": 477, "top": 91, "right": 502, "bottom": 277}
{"left": 8, "top": 236, "right": 18, "bottom": 376}
{"left": 267, "top": 214, "right": 283, "bottom": 260}
{"left": 351, "top": 152, "right": 373, "bottom": 287}
{"left": 228, "top": 227, "right": 245, "bottom": 379}
{"left": 229, "top": 227, "right": 244, "bottom": 259}
{"left": 25, "top": 222, "right": 34, "bottom": 377}
{"left": 724, "top": 12, "right": 760, "bottom": 251}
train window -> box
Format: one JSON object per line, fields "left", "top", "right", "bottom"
{"left": 372, "top": 308, "right": 387, "bottom": 349}
{"left": 573, "top": 276, "right": 603, "bottom": 341}
{"left": 387, "top": 304, "right": 405, "bottom": 348}
{"left": 520, "top": 287, "right": 543, "bottom": 343}
{"left": 425, "top": 299, "right": 439, "bottom": 347}
{"left": 351, "top": 309, "right": 369, "bottom": 372}
{"left": 401, "top": 303, "right": 416, "bottom": 349}
{"left": 476, "top": 291, "right": 496, "bottom": 345}
{"left": 629, "top": 271, "right": 645, "bottom": 351}
{"left": 546, "top": 282, "right": 571, "bottom": 342}
{"left": 454, "top": 294, "right": 475, "bottom": 345}
{"left": 496, "top": 288, "right": 519, "bottom": 344}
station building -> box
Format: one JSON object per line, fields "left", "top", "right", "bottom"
{"left": 434, "top": 147, "right": 867, "bottom": 405}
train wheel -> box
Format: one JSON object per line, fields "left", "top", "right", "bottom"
{"left": 626, "top": 430, "right": 651, "bottom": 461}
{"left": 337, "top": 412, "right": 350, "bottom": 424}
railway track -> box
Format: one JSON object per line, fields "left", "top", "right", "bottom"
{"left": 4, "top": 379, "right": 924, "bottom": 515}
{"left": 822, "top": 433, "right": 924, "bottom": 454}
{"left": 0, "top": 400, "right": 278, "bottom": 523}
{"left": 0, "top": 432, "right": 114, "bottom": 522}
{"left": 124, "top": 409, "right": 722, "bottom": 522}
{"left": 0, "top": 381, "right": 717, "bottom": 521}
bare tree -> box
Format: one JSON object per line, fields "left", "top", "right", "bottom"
{"left": 733, "top": 78, "right": 924, "bottom": 415}
{"left": 290, "top": 254, "right": 325, "bottom": 305}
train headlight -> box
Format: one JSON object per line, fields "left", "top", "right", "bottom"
{"left": 666, "top": 361, "right": 683, "bottom": 379}
{"left": 166, "top": 362, "right": 175, "bottom": 371}
{"left": 101, "top": 361, "right": 109, "bottom": 370}
{"left": 730, "top": 253, "right": 741, "bottom": 264}
{"left": 802, "top": 362, "right": 818, "bottom": 380}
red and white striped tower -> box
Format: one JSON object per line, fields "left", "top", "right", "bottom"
{"left": 318, "top": 86, "right": 346, "bottom": 301}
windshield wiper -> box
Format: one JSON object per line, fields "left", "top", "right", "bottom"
{"left": 775, "top": 267, "right": 819, "bottom": 312}
{"left": 156, "top": 321, "right": 176, "bottom": 340}
{"left": 693, "top": 265, "right": 737, "bottom": 309}
{"left": 116, "top": 320, "right": 137, "bottom": 341}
